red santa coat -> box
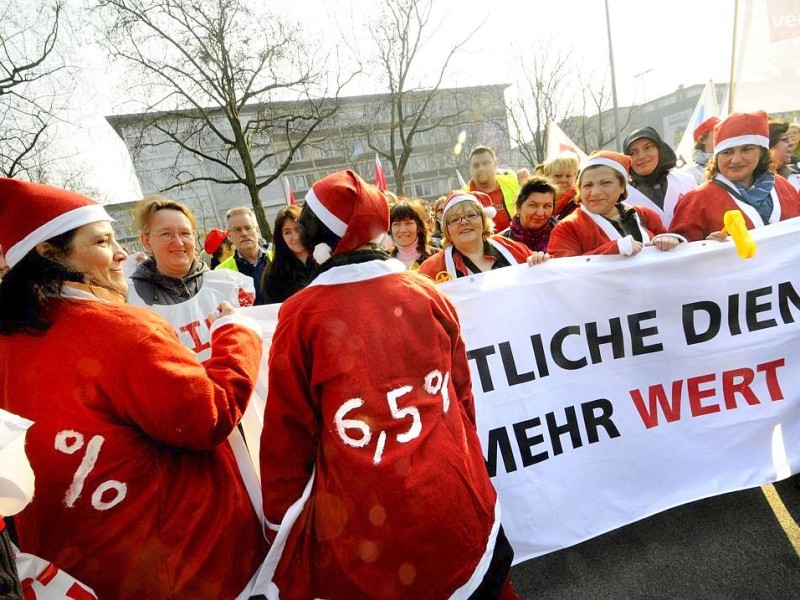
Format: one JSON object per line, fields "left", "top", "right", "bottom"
{"left": 0, "top": 288, "right": 267, "bottom": 599}
{"left": 417, "top": 234, "right": 532, "bottom": 281}
{"left": 669, "top": 175, "right": 800, "bottom": 242}
{"left": 259, "top": 259, "right": 500, "bottom": 599}
{"left": 548, "top": 204, "right": 667, "bottom": 258}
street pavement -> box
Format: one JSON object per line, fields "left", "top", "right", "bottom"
{"left": 510, "top": 476, "right": 800, "bottom": 599}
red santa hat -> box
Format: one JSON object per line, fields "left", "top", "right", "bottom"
{"left": 713, "top": 111, "right": 769, "bottom": 155}
{"left": 440, "top": 190, "right": 494, "bottom": 226}
{"left": 693, "top": 116, "right": 720, "bottom": 143}
{"left": 203, "top": 228, "right": 228, "bottom": 255}
{"left": 581, "top": 150, "right": 631, "bottom": 179}
{"left": 304, "top": 169, "right": 389, "bottom": 256}
{"left": 0, "top": 178, "right": 112, "bottom": 269}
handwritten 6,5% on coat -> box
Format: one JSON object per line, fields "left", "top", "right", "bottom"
{"left": 333, "top": 369, "right": 451, "bottom": 464}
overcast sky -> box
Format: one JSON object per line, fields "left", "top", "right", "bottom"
{"left": 62, "top": 0, "right": 738, "bottom": 204}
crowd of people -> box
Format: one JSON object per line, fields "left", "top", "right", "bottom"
{"left": 0, "top": 108, "right": 799, "bottom": 598}
{"left": 181, "top": 110, "right": 795, "bottom": 294}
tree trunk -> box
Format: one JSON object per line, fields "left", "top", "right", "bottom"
{"left": 247, "top": 183, "right": 272, "bottom": 243}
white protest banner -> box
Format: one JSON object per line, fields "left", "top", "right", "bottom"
{"left": 441, "top": 218, "right": 800, "bottom": 564}
{"left": 242, "top": 218, "right": 800, "bottom": 565}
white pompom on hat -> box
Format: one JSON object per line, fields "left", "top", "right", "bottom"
{"left": 580, "top": 150, "right": 632, "bottom": 180}
{"left": 0, "top": 178, "right": 112, "bottom": 269}
{"left": 713, "top": 111, "right": 769, "bottom": 155}
{"left": 440, "top": 190, "right": 494, "bottom": 227}
{"left": 303, "top": 169, "right": 390, "bottom": 256}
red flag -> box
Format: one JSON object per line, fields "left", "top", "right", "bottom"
{"left": 281, "top": 176, "right": 296, "bottom": 206}
{"left": 375, "top": 154, "right": 388, "bottom": 191}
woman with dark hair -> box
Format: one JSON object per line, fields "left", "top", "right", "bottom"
{"left": 501, "top": 176, "right": 557, "bottom": 252}
{"left": 548, "top": 151, "right": 684, "bottom": 258}
{"left": 259, "top": 170, "right": 517, "bottom": 599}
{"left": 261, "top": 204, "right": 316, "bottom": 304}
{"left": 0, "top": 178, "right": 267, "bottom": 599}
{"left": 623, "top": 126, "right": 697, "bottom": 227}
{"left": 670, "top": 111, "right": 800, "bottom": 242}
{"left": 388, "top": 199, "right": 439, "bottom": 270}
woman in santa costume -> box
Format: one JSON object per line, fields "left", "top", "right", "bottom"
{"left": 548, "top": 151, "right": 685, "bottom": 258}
{"left": 418, "top": 189, "right": 547, "bottom": 282}
{"left": 670, "top": 111, "right": 800, "bottom": 242}
{"left": 0, "top": 178, "right": 267, "bottom": 599}
{"left": 622, "top": 127, "right": 697, "bottom": 228}
{"left": 257, "top": 170, "right": 517, "bottom": 599}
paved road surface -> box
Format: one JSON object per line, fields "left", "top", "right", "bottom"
{"left": 510, "top": 477, "right": 800, "bottom": 599}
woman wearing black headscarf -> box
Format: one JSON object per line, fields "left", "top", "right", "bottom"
{"left": 623, "top": 126, "right": 697, "bottom": 228}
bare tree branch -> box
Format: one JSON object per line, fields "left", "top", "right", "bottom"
{"left": 96, "top": 0, "right": 354, "bottom": 239}
{"left": 503, "top": 42, "right": 575, "bottom": 168}
{"left": 0, "top": 2, "right": 70, "bottom": 178}
{"left": 357, "top": 0, "right": 483, "bottom": 195}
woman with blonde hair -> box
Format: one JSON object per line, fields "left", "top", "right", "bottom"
{"left": 127, "top": 195, "right": 255, "bottom": 361}
{"left": 418, "top": 190, "right": 547, "bottom": 281}
{"left": 787, "top": 122, "right": 800, "bottom": 158}
{"left": 540, "top": 152, "right": 580, "bottom": 221}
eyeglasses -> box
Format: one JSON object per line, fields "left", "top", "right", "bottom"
{"left": 446, "top": 212, "right": 481, "bottom": 227}
{"left": 229, "top": 225, "right": 257, "bottom": 235}
{"left": 153, "top": 229, "right": 194, "bottom": 242}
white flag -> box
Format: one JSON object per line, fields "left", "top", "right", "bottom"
{"left": 546, "top": 121, "right": 588, "bottom": 163}
{"left": 675, "top": 81, "right": 720, "bottom": 164}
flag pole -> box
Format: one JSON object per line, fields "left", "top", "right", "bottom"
{"left": 604, "top": 0, "right": 622, "bottom": 152}
{"left": 727, "top": 0, "right": 740, "bottom": 114}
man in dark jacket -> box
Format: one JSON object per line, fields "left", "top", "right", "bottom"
{"left": 216, "top": 207, "right": 270, "bottom": 305}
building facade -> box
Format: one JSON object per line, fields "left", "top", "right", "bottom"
{"left": 105, "top": 84, "right": 511, "bottom": 249}
{"left": 560, "top": 83, "right": 729, "bottom": 156}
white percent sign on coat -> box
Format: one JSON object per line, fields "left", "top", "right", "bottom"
{"left": 54, "top": 430, "right": 127, "bottom": 511}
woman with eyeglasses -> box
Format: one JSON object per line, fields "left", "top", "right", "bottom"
{"left": 418, "top": 190, "right": 547, "bottom": 281}
{"left": 127, "top": 196, "right": 256, "bottom": 362}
